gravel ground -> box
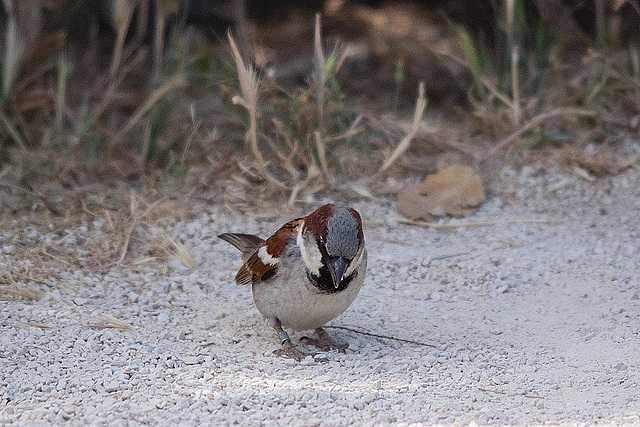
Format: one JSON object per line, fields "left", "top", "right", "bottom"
{"left": 1, "top": 165, "right": 640, "bottom": 425}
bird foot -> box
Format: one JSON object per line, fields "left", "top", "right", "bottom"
{"left": 301, "top": 328, "right": 348, "bottom": 353}
{"left": 273, "top": 340, "right": 315, "bottom": 362}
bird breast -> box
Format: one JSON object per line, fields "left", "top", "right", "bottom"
{"left": 251, "top": 246, "right": 367, "bottom": 331}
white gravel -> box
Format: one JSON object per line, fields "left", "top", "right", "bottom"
{"left": 2, "top": 165, "right": 640, "bottom": 425}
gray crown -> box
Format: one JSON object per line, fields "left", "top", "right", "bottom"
{"left": 325, "top": 206, "right": 360, "bottom": 259}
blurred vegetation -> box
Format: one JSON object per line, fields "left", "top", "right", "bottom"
{"left": 0, "top": 0, "right": 639, "bottom": 216}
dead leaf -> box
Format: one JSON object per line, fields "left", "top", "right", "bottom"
{"left": 397, "top": 165, "right": 485, "bottom": 220}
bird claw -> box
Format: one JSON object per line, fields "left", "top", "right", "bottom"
{"left": 273, "top": 340, "right": 315, "bottom": 362}
{"left": 300, "top": 328, "right": 348, "bottom": 353}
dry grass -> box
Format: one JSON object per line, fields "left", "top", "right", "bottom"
{"left": 0, "top": 1, "right": 638, "bottom": 233}
{"left": 0, "top": 266, "right": 49, "bottom": 301}
{"left": 378, "top": 81, "right": 428, "bottom": 174}
{"left": 560, "top": 145, "right": 638, "bottom": 175}
{"left": 0, "top": 186, "right": 202, "bottom": 287}
{"left": 395, "top": 216, "right": 563, "bottom": 229}
{"left": 145, "top": 227, "right": 197, "bottom": 271}
{"left": 228, "top": 30, "right": 266, "bottom": 179}
{"left": 87, "top": 313, "right": 132, "bottom": 331}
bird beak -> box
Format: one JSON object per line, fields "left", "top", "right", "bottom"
{"left": 330, "top": 257, "right": 347, "bottom": 289}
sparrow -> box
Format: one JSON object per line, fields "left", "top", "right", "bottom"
{"left": 218, "top": 204, "right": 367, "bottom": 361}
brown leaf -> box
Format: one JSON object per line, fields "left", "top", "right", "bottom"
{"left": 397, "top": 183, "right": 434, "bottom": 220}
{"left": 397, "top": 165, "right": 485, "bottom": 220}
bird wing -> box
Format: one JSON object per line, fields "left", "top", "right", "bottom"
{"left": 234, "top": 218, "right": 303, "bottom": 286}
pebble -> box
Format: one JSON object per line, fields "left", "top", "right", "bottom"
{"left": 2, "top": 168, "right": 640, "bottom": 425}
{"left": 103, "top": 382, "right": 120, "bottom": 393}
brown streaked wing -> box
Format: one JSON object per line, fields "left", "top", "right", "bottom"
{"left": 234, "top": 218, "right": 303, "bottom": 285}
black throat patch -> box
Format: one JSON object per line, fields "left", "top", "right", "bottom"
{"left": 307, "top": 269, "right": 355, "bottom": 294}
{"left": 307, "top": 238, "right": 357, "bottom": 294}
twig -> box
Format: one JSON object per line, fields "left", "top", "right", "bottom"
{"left": 2, "top": 7, "right": 23, "bottom": 100}
{"left": 0, "top": 181, "right": 38, "bottom": 198}
{"left": 482, "top": 75, "right": 514, "bottom": 110}
{"left": 181, "top": 107, "right": 201, "bottom": 167}
{"left": 288, "top": 183, "right": 302, "bottom": 206}
{"left": 314, "top": 13, "right": 325, "bottom": 128}
{"left": 87, "top": 314, "right": 131, "bottom": 331}
{"left": 27, "top": 322, "right": 53, "bottom": 330}
{"left": 118, "top": 223, "right": 136, "bottom": 264}
{"left": 325, "top": 325, "right": 437, "bottom": 348}
{"left": 81, "top": 199, "right": 101, "bottom": 217}
{"left": 323, "top": 115, "right": 363, "bottom": 142}
{"left": 510, "top": 46, "right": 520, "bottom": 125}
{"left": 433, "top": 49, "right": 513, "bottom": 110}
{"left": 623, "top": 0, "right": 640, "bottom": 18}
{"left": 378, "top": 81, "right": 427, "bottom": 174}
{"left": 478, "top": 387, "right": 545, "bottom": 399}
{"left": 314, "top": 130, "right": 330, "bottom": 179}
{"left": 107, "top": 76, "right": 186, "bottom": 151}
{"left": 487, "top": 108, "right": 596, "bottom": 156}
{"left": 108, "top": 0, "right": 136, "bottom": 80}
{"left": 478, "top": 387, "right": 506, "bottom": 395}
{"left": 92, "top": 48, "right": 146, "bottom": 126}
{"left": 488, "top": 362, "right": 507, "bottom": 370}
{"left": 395, "top": 216, "right": 563, "bottom": 228}
{"left": 31, "top": 186, "right": 62, "bottom": 216}
{"left": 117, "top": 195, "right": 167, "bottom": 264}
{"left": 0, "top": 181, "right": 61, "bottom": 215}
{"left": 423, "top": 252, "right": 469, "bottom": 267}
{"left": 0, "top": 107, "right": 27, "bottom": 149}
{"left": 228, "top": 31, "right": 264, "bottom": 176}
{"left": 42, "top": 250, "right": 72, "bottom": 266}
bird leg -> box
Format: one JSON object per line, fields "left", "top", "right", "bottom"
{"left": 272, "top": 320, "right": 313, "bottom": 362}
{"left": 301, "top": 327, "right": 348, "bottom": 352}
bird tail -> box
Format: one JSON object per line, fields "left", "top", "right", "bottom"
{"left": 218, "top": 233, "right": 265, "bottom": 260}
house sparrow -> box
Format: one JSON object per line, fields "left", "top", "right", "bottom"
{"left": 218, "top": 204, "right": 367, "bottom": 361}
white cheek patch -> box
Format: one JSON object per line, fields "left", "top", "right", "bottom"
{"left": 344, "top": 246, "right": 364, "bottom": 278}
{"left": 297, "top": 228, "right": 323, "bottom": 275}
{"left": 258, "top": 246, "right": 279, "bottom": 265}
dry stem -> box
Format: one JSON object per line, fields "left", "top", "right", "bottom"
{"left": 487, "top": 108, "right": 596, "bottom": 156}
{"left": 107, "top": 75, "right": 185, "bottom": 151}
{"left": 228, "top": 31, "right": 266, "bottom": 176}
{"left": 395, "top": 217, "right": 563, "bottom": 228}
{"left": 314, "top": 13, "right": 325, "bottom": 128}
{"left": 378, "top": 81, "right": 427, "bottom": 174}
{"left": 314, "top": 130, "right": 330, "bottom": 180}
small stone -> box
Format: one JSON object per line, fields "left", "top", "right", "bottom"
{"left": 424, "top": 354, "right": 437, "bottom": 366}
{"left": 168, "top": 258, "right": 186, "bottom": 270}
{"left": 611, "top": 333, "right": 625, "bottom": 343}
{"left": 103, "top": 382, "right": 119, "bottom": 392}
{"left": 182, "top": 356, "right": 201, "bottom": 365}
